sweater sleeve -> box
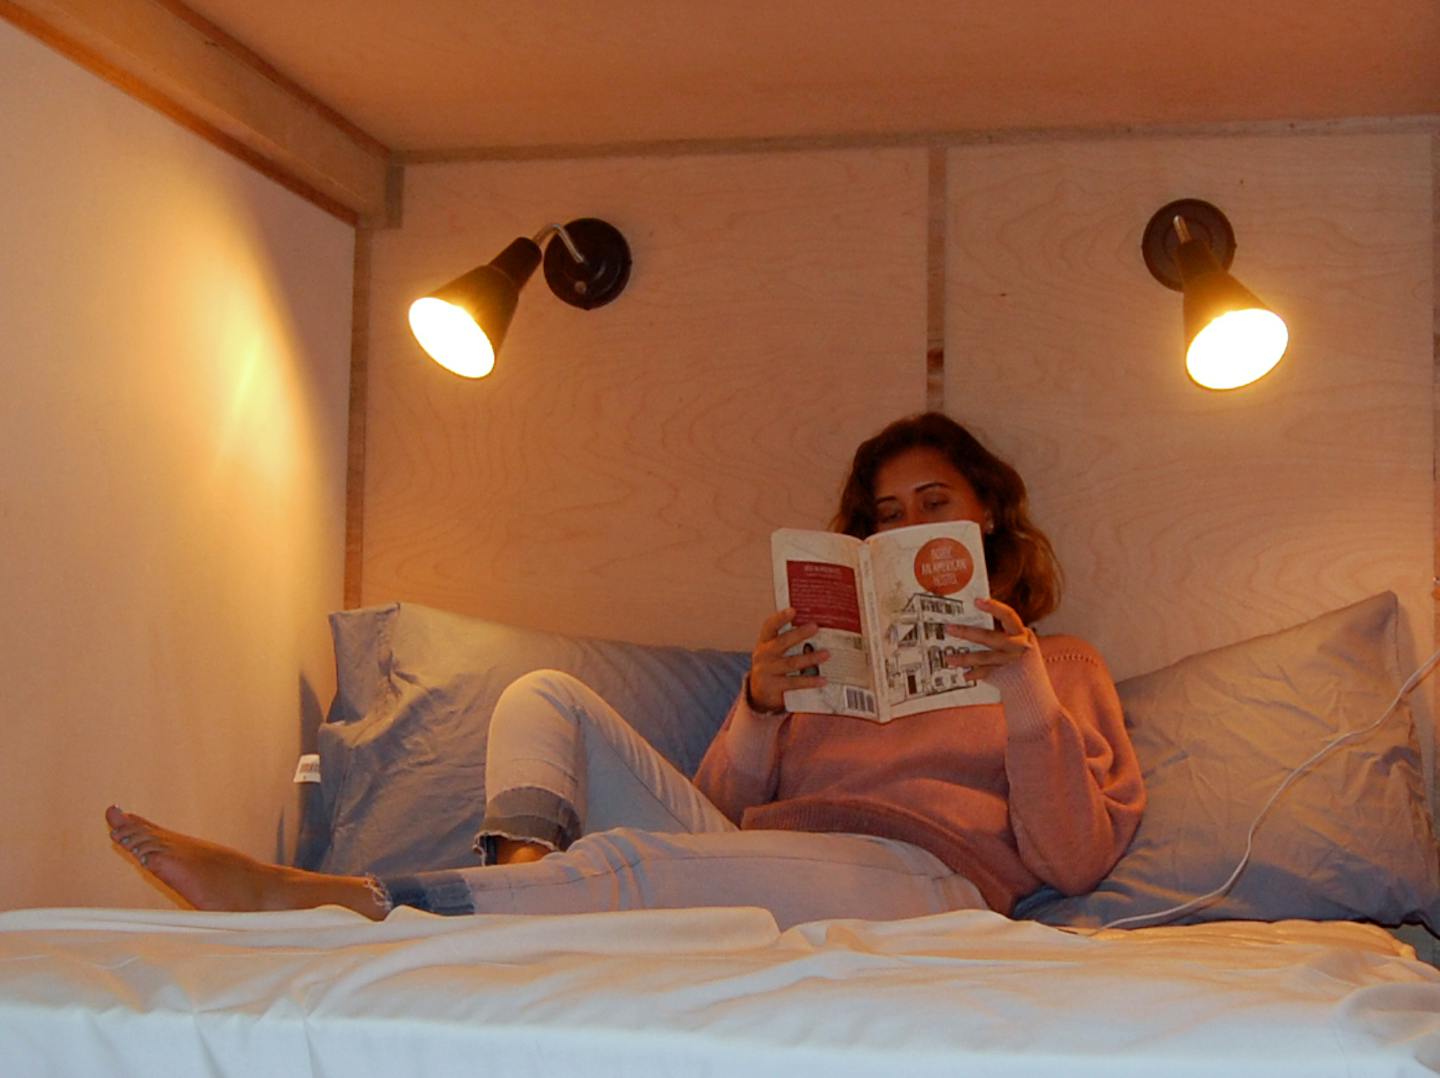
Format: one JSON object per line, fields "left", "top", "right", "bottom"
{"left": 986, "top": 633, "right": 1146, "bottom": 896}
{"left": 692, "top": 690, "right": 790, "bottom": 824}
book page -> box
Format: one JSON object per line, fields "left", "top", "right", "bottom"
{"left": 771, "top": 529, "right": 877, "bottom": 718}
{"left": 864, "top": 521, "right": 1001, "bottom": 718}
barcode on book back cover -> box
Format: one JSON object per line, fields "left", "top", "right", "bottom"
{"left": 844, "top": 686, "right": 876, "bottom": 714}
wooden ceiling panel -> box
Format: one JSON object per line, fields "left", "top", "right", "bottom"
{"left": 173, "top": 0, "right": 1440, "bottom": 152}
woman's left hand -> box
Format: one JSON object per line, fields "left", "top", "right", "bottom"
{"left": 949, "top": 597, "right": 1035, "bottom": 678}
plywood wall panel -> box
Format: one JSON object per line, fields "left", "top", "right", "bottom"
{"left": 365, "top": 149, "right": 929, "bottom": 649}
{"left": 945, "top": 135, "right": 1433, "bottom": 719}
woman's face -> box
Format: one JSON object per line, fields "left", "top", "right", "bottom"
{"left": 871, "top": 446, "right": 989, "bottom": 533}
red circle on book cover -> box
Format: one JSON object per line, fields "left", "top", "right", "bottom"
{"left": 914, "top": 538, "right": 974, "bottom": 596}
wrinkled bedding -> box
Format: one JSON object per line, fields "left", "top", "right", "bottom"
{"left": 2, "top": 905, "right": 1437, "bottom": 1076}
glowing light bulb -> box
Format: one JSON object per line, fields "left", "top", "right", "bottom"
{"left": 1185, "top": 308, "right": 1288, "bottom": 391}
{"left": 407, "top": 297, "right": 497, "bottom": 379}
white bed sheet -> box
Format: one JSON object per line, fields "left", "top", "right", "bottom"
{"left": 1, "top": 905, "right": 1437, "bottom": 1077}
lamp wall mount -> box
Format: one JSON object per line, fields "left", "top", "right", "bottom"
{"left": 1142, "top": 198, "right": 1236, "bottom": 291}
{"left": 539, "top": 218, "right": 631, "bottom": 310}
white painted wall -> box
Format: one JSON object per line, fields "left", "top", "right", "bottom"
{"left": 0, "top": 21, "right": 353, "bottom": 909}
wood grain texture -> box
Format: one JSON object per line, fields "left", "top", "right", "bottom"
{"left": 945, "top": 133, "right": 1435, "bottom": 783}
{"left": 363, "top": 149, "right": 929, "bottom": 649}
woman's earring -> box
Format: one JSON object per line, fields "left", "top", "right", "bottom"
{"left": 983, "top": 517, "right": 995, "bottom": 535}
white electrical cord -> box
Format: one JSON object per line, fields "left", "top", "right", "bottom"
{"left": 1096, "top": 642, "right": 1440, "bottom": 933}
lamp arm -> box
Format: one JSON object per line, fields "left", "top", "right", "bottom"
{"left": 531, "top": 222, "right": 587, "bottom": 265}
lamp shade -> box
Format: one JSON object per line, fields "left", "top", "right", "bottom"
{"left": 408, "top": 237, "right": 542, "bottom": 378}
{"left": 1142, "top": 199, "right": 1288, "bottom": 391}
{"left": 1174, "top": 236, "right": 1288, "bottom": 391}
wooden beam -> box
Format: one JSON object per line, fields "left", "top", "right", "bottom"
{"left": 0, "top": 0, "right": 393, "bottom": 224}
{"left": 344, "top": 228, "right": 371, "bottom": 609}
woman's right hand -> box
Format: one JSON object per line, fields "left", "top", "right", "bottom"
{"left": 746, "top": 607, "right": 829, "bottom": 713}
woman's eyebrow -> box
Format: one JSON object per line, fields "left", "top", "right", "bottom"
{"left": 874, "top": 481, "right": 950, "bottom": 505}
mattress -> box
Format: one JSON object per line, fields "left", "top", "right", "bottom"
{"left": 2, "top": 905, "right": 1437, "bottom": 1076}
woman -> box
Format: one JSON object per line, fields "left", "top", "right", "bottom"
{"left": 106, "top": 413, "right": 1144, "bottom": 927}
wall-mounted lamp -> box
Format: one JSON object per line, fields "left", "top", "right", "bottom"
{"left": 1142, "top": 199, "right": 1288, "bottom": 391}
{"left": 408, "top": 217, "right": 631, "bottom": 379}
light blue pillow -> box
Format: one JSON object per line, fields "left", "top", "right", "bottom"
{"left": 1018, "top": 592, "right": 1440, "bottom": 932}
{"left": 314, "top": 603, "right": 749, "bottom": 877}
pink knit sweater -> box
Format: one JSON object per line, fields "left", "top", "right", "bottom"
{"left": 693, "top": 632, "right": 1145, "bottom": 914}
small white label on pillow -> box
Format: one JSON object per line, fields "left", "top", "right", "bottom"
{"left": 293, "top": 754, "right": 321, "bottom": 784}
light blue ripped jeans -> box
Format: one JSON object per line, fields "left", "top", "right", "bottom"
{"left": 377, "top": 670, "right": 987, "bottom": 929}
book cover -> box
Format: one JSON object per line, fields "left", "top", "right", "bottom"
{"left": 772, "top": 521, "right": 999, "bottom": 720}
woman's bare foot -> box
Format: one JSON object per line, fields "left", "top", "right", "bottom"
{"left": 105, "top": 806, "right": 387, "bottom": 919}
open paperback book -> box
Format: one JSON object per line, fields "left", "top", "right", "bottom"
{"left": 771, "top": 521, "right": 999, "bottom": 721}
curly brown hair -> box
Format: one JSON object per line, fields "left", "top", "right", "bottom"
{"left": 831, "top": 412, "right": 1062, "bottom": 624}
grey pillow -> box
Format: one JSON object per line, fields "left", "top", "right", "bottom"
{"left": 313, "top": 603, "right": 749, "bottom": 877}
{"left": 1019, "top": 592, "right": 1440, "bottom": 931}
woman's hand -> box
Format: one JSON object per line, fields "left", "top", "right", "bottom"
{"left": 746, "top": 607, "right": 829, "bottom": 713}
{"left": 949, "top": 597, "right": 1035, "bottom": 678}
